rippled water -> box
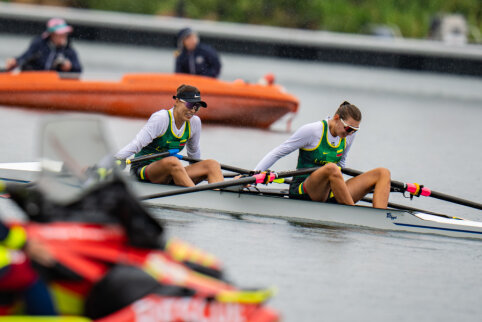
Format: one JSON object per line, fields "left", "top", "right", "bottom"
{"left": 0, "top": 33, "right": 481, "bottom": 321}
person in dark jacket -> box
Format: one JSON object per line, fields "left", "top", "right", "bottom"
{"left": 175, "top": 28, "right": 221, "bottom": 78}
{"left": 5, "top": 18, "right": 82, "bottom": 73}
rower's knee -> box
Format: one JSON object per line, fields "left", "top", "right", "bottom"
{"left": 203, "top": 159, "right": 221, "bottom": 172}
{"left": 162, "top": 156, "right": 184, "bottom": 172}
{"left": 323, "top": 163, "right": 343, "bottom": 179}
{"left": 375, "top": 167, "right": 391, "bottom": 180}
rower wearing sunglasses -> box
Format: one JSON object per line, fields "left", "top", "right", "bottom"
{"left": 254, "top": 101, "right": 391, "bottom": 208}
{"left": 115, "top": 84, "right": 223, "bottom": 186}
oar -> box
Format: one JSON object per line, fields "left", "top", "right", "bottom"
{"left": 181, "top": 156, "right": 251, "bottom": 175}
{"left": 119, "top": 149, "right": 180, "bottom": 166}
{"left": 141, "top": 167, "right": 320, "bottom": 200}
{"left": 341, "top": 167, "right": 482, "bottom": 210}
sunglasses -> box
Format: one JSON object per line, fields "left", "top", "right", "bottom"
{"left": 180, "top": 99, "right": 201, "bottom": 111}
{"left": 340, "top": 118, "right": 359, "bottom": 133}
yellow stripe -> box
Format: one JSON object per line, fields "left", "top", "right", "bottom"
{"left": 187, "top": 118, "right": 191, "bottom": 139}
{"left": 139, "top": 166, "right": 147, "bottom": 180}
{"left": 298, "top": 182, "right": 304, "bottom": 194}
{"left": 326, "top": 132, "right": 342, "bottom": 148}
{"left": 301, "top": 121, "right": 323, "bottom": 151}
{"left": 3, "top": 226, "right": 27, "bottom": 250}
{"left": 0, "top": 180, "right": 5, "bottom": 193}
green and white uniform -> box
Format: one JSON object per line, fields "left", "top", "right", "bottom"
{"left": 115, "top": 108, "right": 201, "bottom": 181}
{"left": 254, "top": 119, "right": 355, "bottom": 199}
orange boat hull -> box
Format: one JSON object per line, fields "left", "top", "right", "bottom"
{"left": 0, "top": 72, "right": 299, "bottom": 128}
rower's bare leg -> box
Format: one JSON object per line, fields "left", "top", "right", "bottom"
{"left": 346, "top": 167, "right": 391, "bottom": 209}
{"left": 145, "top": 157, "right": 195, "bottom": 187}
{"left": 185, "top": 159, "right": 223, "bottom": 184}
{"left": 303, "top": 163, "right": 355, "bottom": 205}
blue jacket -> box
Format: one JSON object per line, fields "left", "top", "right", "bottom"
{"left": 16, "top": 36, "right": 82, "bottom": 73}
{"left": 175, "top": 43, "right": 221, "bottom": 78}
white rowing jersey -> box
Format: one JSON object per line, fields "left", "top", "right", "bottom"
{"left": 115, "top": 108, "right": 202, "bottom": 159}
{"left": 255, "top": 118, "right": 356, "bottom": 171}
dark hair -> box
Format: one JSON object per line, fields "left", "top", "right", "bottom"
{"left": 335, "top": 101, "right": 362, "bottom": 121}
{"left": 176, "top": 84, "right": 199, "bottom": 96}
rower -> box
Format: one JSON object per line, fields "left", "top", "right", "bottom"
{"left": 254, "top": 101, "right": 391, "bottom": 209}
{"left": 115, "top": 84, "right": 223, "bottom": 186}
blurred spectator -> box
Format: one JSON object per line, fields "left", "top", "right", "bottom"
{"left": 175, "top": 28, "right": 221, "bottom": 78}
{"left": 5, "top": 18, "right": 82, "bottom": 73}
{"left": 428, "top": 14, "right": 468, "bottom": 46}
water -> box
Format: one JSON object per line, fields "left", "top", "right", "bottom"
{"left": 1, "top": 34, "right": 482, "bottom": 321}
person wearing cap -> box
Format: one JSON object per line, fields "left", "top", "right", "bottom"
{"left": 115, "top": 84, "right": 223, "bottom": 186}
{"left": 254, "top": 101, "right": 391, "bottom": 209}
{"left": 175, "top": 28, "right": 221, "bottom": 78}
{"left": 5, "top": 18, "right": 82, "bottom": 73}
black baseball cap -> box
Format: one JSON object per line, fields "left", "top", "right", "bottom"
{"left": 173, "top": 84, "right": 207, "bottom": 108}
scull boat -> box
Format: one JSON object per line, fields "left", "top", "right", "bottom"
{"left": 1, "top": 162, "right": 481, "bottom": 240}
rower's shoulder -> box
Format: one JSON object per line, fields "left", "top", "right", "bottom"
{"left": 190, "top": 115, "right": 202, "bottom": 126}
{"left": 150, "top": 109, "right": 169, "bottom": 118}
{"left": 298, "top": 121, "right": 324, "bottom": 133}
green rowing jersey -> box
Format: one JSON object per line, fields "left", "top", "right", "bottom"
{"left": 134, "top": 109, "right": 191, "bottom": 162}
{"left": 294, "top": 120, "right": 346, "bottom": 180}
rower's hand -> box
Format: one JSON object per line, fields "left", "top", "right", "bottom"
{"left": 116, "top": 159, "right": 127, "bottom": 170}
{"left": 234, "top": 170, "right": 262, "bottom": 188}
{"left": 233, "top": 174, "right": 250, "bottom": 188}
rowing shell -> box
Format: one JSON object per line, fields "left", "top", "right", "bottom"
{"left": 0, "top": 162, "right": 481, "bottom": 240}
{"left": 135, "top": 182, "right": 482, "bottom": 240}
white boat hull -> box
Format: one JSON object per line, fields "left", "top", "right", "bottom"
{"left": 134, "top": 182, "right": 482, "bottom": 240}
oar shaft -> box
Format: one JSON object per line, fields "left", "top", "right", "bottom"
{"left": 141, "top": 176, "right": 256, "bottom": 200}
{"left": 182, "top": 156, "right": 251, "bottom": 174}
{"left": 342, "top": 167, "right": 482, "bottom": 210}
{"left": 127, "top": 149, "right": 179, "bottom": 165}
{"left": 141, "top": 167, "right": 321, "bottom": 200}
{"left": 427, "top": 191, "right": 482, "bottom": 210}
{"left": 360, "top": 197, "right": 449, "bottom": 217}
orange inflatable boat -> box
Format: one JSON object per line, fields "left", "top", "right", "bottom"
{"left": 0, "top": 72, "right": 299, "bottom": 128}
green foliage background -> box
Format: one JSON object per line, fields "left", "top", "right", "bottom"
{"left": 5, "top": 0, "right": 482, "bottom": 40}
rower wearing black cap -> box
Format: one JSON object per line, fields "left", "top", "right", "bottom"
{"left": 115, "top": 84, "right": 223, "bottom": 186}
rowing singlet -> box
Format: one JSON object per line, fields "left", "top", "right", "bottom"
{"left": 289, "top": 120, "right": 346, "bottom": 197}
{"left": 131, "top": 110, "right": 191, "bottom": 180}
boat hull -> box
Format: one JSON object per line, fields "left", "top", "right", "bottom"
{"left": 0, "top": 164, "right": 481, "bottom": 240}
{"left": 135, "top": 182, "right": 482, "bottom": 240}
{"left": 0, "top": 72, "right": 299, "bottom": 128}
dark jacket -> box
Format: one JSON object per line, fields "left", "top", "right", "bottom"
{"left": 175, "top": 43, "right": 221, "bottom": 78}
{"left": 16, "top": 36, "right": 82, "bottom": 73}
